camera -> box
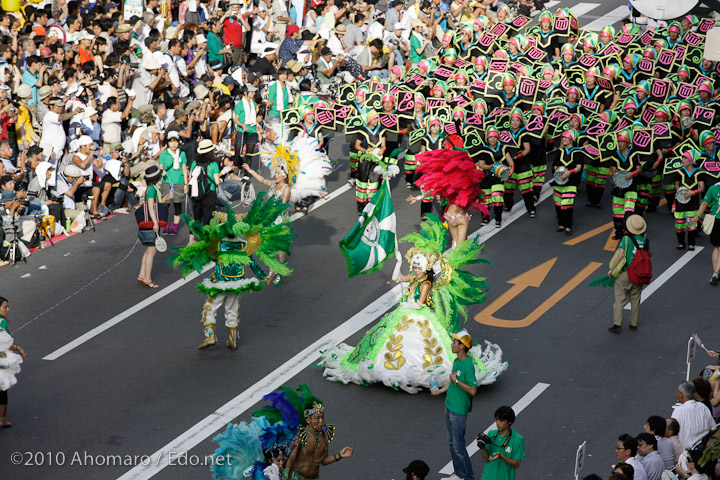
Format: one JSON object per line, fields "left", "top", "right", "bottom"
{"left": 476, "top": 433, "right": 492, "bottom": 449}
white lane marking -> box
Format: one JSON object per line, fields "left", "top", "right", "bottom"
{"left": 584, "top": 6, "right": 630, "bottom": 32}
{"left": 568, "top": 2, "right": 601, "bottom": 18}
{"left": 439, "top": 382, "right": 551, "bottom": 475}
{"left": 288, "top": 183, "right": 351, "bottom": 222}
{"left": 624, "top": 247, "right": 703, "bottom": 310}
{"left": 43, "top": 184, "right": 351, "bottom": 361}
{"left": 116, "top": 186, "right": 555, "bottom": 480}
{"left": 531, "top": 0, "right": 559, "bottom": 15}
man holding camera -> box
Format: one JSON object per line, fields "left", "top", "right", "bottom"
{"left": 478, "top": 406, "right": 525, "bottom": 480}
{"left": 433, "top": 329, "right": 477, "bottom": 480}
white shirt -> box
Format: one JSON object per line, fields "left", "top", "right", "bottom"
{"left": 655, "top": 435, "right": 675, "bottom": 469}
{"left": 671, "top": 400, "right": 717, "bottom": 449}
{"left": 626, "top": 456, "right": 649, "bottom": 480}
{"left": 53, "top": 174, "right": 76, "bottom": 209}
{"left": 131, "top": 68, "right": 156, "bottom": 109}
{"left": 40, "top": 111, "right": 67, "bottom": 153}
{"left": 638, "top": 451, "right": 664, "bottom": 480}
{"left": 102, "top": 109, "right": 123, "bottom": 144}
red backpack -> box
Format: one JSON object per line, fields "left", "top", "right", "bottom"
{"left": 627, "top": 235, "right": 652, "bottom": 285}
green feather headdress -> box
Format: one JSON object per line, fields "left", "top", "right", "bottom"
{"left": 167, "top": 192, "right": 295, "bottom": 277}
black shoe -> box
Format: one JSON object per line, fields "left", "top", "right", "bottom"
{"left": 596, "top": 202, "right": 603, "bottom": 210}
{"left": 629, "top": 325, "right": 637, "bottom": 331}
{"left": 608, "top": 325, "right": 621, "bottom": 334}
{"left": 565, "top": 228, "right": 573, "bottom": 236}
{"left": 711, "top": 274, "right": 718, "bottom": 286}
{"left": 495, "top": 220, "right": 501, "bottom": 228}
{"left": 482, "top": 216, "right": 490, "bottom": 225}
{"left": 585, "top": 201, "right": 593, "bottom": 207}
{"left": 529, "top": 211, "right": 536, "bottom": 218}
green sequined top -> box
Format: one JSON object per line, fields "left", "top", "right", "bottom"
{"left": 405, "top": 279, "right": 433, "bottom": 307}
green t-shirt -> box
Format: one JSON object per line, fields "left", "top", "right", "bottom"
{"left": 207, "top": 31, "right": 224, "bottom": 65}
{"left": 233, "top": 101, "right": 258, "bottom": 134}
{"left": 703, "top": 184, "right": 720, "bottom": 216}
{"left": 481, "top": 429, "right": 525, "bottom": 480}
{"left": 158, "top": 149, "right": 187, "bottom": 185}
{"left": 0, "top": 317, "right": 8, "bottom": 332}
{"left": 146, "top": 184, "right": 159, "bottom": 200}
{"left": 445, "top": 357, "right": 477, "bottom": 415}
{"left": 619, "top": 234, "right": 650, "bottom": 267}
{"left": 410, "top": 34, "right": 424, "bottom": 64}
{"left": 190, "top": 161, "right": 220, "bottom": 191}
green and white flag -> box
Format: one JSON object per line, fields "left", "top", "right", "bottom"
{"left": 339, "top": 180, "right": 400, "bottom": 278}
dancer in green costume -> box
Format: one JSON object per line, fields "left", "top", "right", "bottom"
{"left": 320, "top": 214, "right": 508, "bottom": 393}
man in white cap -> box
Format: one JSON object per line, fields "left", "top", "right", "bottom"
{"left": 131, "top": 56, "right": 167, "bottom": 109}
{"left": 27, "top": 161, "right": 63, "bottom": 221}
{"left": 52, "top": 164, "right": 95, "bottom": 223}
{"left": 432, "top": 329, "right": 477, "bottom": 480}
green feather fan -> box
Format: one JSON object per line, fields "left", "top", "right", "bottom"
{"left": 589, "top": 275, "right": 616, "bottom": 288}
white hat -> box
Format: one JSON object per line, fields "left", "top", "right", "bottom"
{"left": 16, "top": 84, "right": 32, "bottom": 99}
{"left": 394, "top": 24, "right": 408, "bottom": 30}
{"left": 195, "top": 33, "right": 207, "bottom": 44}
{"left": 64, "top": 164, "right": 84, "bottom": 177}
{"left": 193, "top": 83, "right": 209, "bottom": 100}
{"left": 78, "top": 135, "right": 94, "bottom": 147}
{"left": 167, "top": 131, "right": 180, "bottom": 140}
{"left": 36, "top": 162, "right": 55, "bottom": 189}
{"left": 83, "top": 107, "right": 98, "bottom": 118}
{"left": 197, "top": 139, "right": 215, "bottom": 154}
{"left": 78, "top": 30, "right": 96, "bottom": 41}
{"left": 142, "top": 56, "right": 162, "bottom": 70}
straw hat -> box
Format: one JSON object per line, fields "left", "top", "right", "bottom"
{"left": 626, "top": 215, "right": 646, "bottom": 235}
{"left": 197, "top": 139, "right": 215, "bottom": 154}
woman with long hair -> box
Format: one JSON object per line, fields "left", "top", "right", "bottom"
{"left": 158, "top": 131, "right": 188, "bottom": 235}
{"left": 138, "top": 166, "right": 164, "bottom": 288}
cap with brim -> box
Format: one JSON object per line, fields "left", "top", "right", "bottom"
{"left": 1, "top": 190, "right": 17, "bottom": 203}
{"left": 197, "top": 139, "right": 215, "bottom": 154}
{"left": 105, "top": 1, "right": 119, "bottom": 11}
{"left": 626, "top": 214, "right": 646, "bottom": 235}
{"left": 195, "top": 34, "right": 207, "bottom": 44}
{"left": 167, "top": 131, "right": 180, "bottom": 140}
{"left": 286, "top": 24, "right": 300, "bottom": 37}
{"left": 83, "top": 106, "right": 98, "bottom": 118}
{"left": 450, "top": 329, "right": 472, "bottom": 349}
{"left": 78, "top": 135, "right": 94, "bottom": 146}
{"left": 138, "top": 104, "right": 154, "bottom": 115}
{"left": 246, "top": 85, "right": 257, "bottom": 92}
{"left": 108, "top": 142, "right": 123, "bottom": 152}
{"left": 186, "top": 100, "right": 202, "bottom": 112}
{"left": 64, "top": 164, "right": 84, "bottom": 177}
{"left": 49, "top": 98, "right": 65, "bottom": 106}
{"left": 144, "top": 165, "right": 162, "bottom": 182}
{"left": 142, "top": 56, "right": 162, "bottom": 70}
{"left": 16, "top": 84, "right": 32, "bottom": 99}
{"left": 194, "top": 84, "right": 209, "bottom": 100}
{"left": 140, "top": 112, "right": 155, "bottom": 124}
{"left": 402, "top": 460, "right": 430, "bottom": 477}
{"left": 335, "top": 25, "right": 347, "bottom": 34}
{"left": 38, "top": 85, "right": 52, "bottom": 100}
{"left": 116, "top": 24, "right": 132, "bottom": 33}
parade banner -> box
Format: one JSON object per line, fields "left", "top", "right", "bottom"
{"left": 315, "top": 108, "right": 336, "bottom": 131}
{"left": 409, "top": 128, "right": 426, "bottom": 146}
{"left": 338, "top": 84, "right": 357, "bottom": 105}
{"left": 334, "top": 104, "right": 354, "bottom": 124}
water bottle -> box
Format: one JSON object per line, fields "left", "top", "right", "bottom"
{"left": 430, "top": 372, "right": 439, "bottom": 393}
{"left": 686, "top": 216, "right": 697, "bottom": 231}
{"left": 169, "top": 183, "right": 175, "bottom": 200}
{"left": 65, "top": 219, "right": 71, "bottom": 232}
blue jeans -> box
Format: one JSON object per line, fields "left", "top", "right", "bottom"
{"left": 446, "top": 408, "right": 474, "bottom": 480}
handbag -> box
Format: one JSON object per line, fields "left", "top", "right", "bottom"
{"left": 703, "top": 212, "right": 717, "bottom": 235}
{"left": 135, "top": 187, "right": 169, "bottom": 229}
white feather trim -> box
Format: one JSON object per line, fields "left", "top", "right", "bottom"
{"left": 200, "top": 277, "right": 261, "bottom": 291}
{"left": 0, "top": 331, "right": 22, "bottom": 391}
{"left": 288, "top": 136, "right": 333, "bottom": 203}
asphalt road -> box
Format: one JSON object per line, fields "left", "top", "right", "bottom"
{"left": 1, "top": 3, "right": 718, "bottom": 480}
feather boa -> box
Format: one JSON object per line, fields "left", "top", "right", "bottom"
{"left": 0, "top": 331, "right": 23, "bottom": 391}
{"left": 197, "top": 277, "right": 263, "bottom": 297}
{"left": 415, "top": 149, "right": 487, "bottom": 213}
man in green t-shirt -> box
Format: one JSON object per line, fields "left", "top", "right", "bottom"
{"left": 434, "top": 329, "right": 477, "bottom": 480}
{"left": 608, "top": 214, "right": 651, "bottom": 333}
{"left": 479, "top": 406, "right": 525, "bottom": 480}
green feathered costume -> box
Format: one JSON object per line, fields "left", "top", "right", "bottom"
{"left": 319, "top": 214, "right": 508, "bottom": 393}
{"left": 168, "top": 193, "right": 295, "bottom": 350}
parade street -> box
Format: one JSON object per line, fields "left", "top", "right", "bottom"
{"left": 1, "top": 2, "right": 718, "bottom": 479}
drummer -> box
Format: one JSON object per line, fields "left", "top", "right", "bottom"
{"left": 476, "top": 126, "right": 513, "bottom": 228}
{"left": 608, "top": 129, "right": 642, "bottom": 240}
{"left": 671, "top": 150, "right": 706, "bottom": 251}
{"left": 550, "top": 129, "right": 586, "bottom": 236}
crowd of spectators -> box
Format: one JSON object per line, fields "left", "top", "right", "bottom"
{"left": 583, "top": 367, "right": 720, "bottom": 480}
{"left": 0, "top": 0, "right": 434, "bottom": 262}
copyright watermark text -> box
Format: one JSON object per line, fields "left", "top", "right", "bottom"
{"left": 10, "top": 451, "right": 231, "bottom": 467}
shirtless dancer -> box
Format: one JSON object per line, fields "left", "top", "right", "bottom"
{"left": 285, "top": 402, "right": 353, "bottom": 479}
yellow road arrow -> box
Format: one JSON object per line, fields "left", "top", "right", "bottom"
{"left": 474, "top": 258, "right": 602, "bottom": 328}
